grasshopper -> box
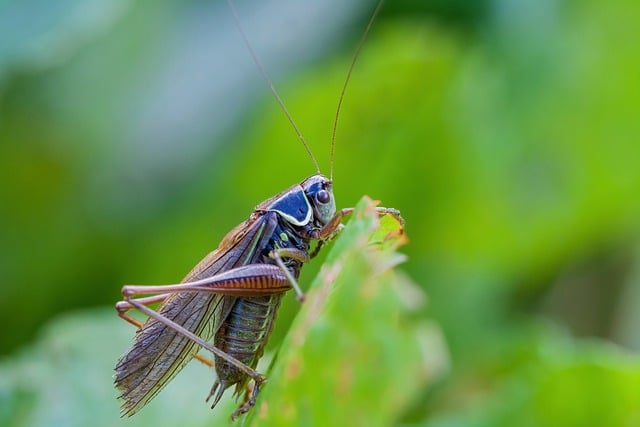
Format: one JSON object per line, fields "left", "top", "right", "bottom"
{"left": 114, "top": 0, "right": 403, "bottom": 419}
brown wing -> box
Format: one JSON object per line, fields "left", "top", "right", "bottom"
{"left": 115, "top": 212, "right": 278, "bottom": 416}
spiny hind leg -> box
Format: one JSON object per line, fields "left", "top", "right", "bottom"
{"left": 116, "top": 263, "right": 295, "bottom": 384}
{"left": 125, "top": 297, "right": 265, "bottom": 384}
{"left": 116, "top": 263, "right": 293, "bottom": 372}
{"left": 115, "top": 293, "right": 215, "bottom": 368}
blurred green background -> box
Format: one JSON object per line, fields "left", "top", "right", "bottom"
{"left": 1, "top": 0, "right": 640, "bottom": 426}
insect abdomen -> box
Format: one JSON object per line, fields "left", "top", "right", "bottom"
{"left": 212, "top": 294, "right": 283, "bottom": 399}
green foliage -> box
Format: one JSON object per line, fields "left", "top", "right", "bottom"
{"left": 244, "top": 198, "right": 444, "bottom": 426}
{"left": 1, "top": 0, "right": 640, "bottom": 426}
{"left": 0, "top": 309, "right": 236, "bottom": 427}
{"left": 427, "top": 331, "right": 640, "bottom": 427}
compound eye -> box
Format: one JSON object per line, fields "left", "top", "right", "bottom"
{"left": 316, "top": 189, "right": 330, "bottom": 204}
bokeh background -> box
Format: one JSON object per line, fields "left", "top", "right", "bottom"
{"left": 1, "top": 0, "right": 640, "bottom": 426}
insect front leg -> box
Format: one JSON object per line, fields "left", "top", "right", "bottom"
{"left": 315, "top": 207, "right": 405, "bottom": 240}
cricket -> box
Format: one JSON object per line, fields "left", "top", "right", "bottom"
{"left": 114, "top": 0, "right": 403, "bottom": 420}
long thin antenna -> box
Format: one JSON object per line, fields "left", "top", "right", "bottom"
{"left": 330, "top": 0, "right": 385, "bottom": 181}
{"left": 226, "top": 0, "right": 320, "bottom": 173}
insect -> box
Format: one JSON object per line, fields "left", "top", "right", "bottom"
{"left": 114, "top": 0, "right": 403, "bottom": 420}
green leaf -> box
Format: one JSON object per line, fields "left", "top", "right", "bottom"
{"left": 244, "top": 196, "right": 448, "bottom": 426}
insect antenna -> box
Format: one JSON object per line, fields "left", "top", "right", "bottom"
{"left": 330, "top": 0, "right": 385, "bottom": 181}
{"left": 226, "top": 0, "right": 320, "bottom": 174}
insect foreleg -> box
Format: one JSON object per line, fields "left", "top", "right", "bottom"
{"left": 314, "top": 206, "right": 405, "bottom": 240}
{"left": 375, "top": 207, "right": 405, "bottom": 228}
{"left": 269, "top": 207, "right": 405, "bottom": 304}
